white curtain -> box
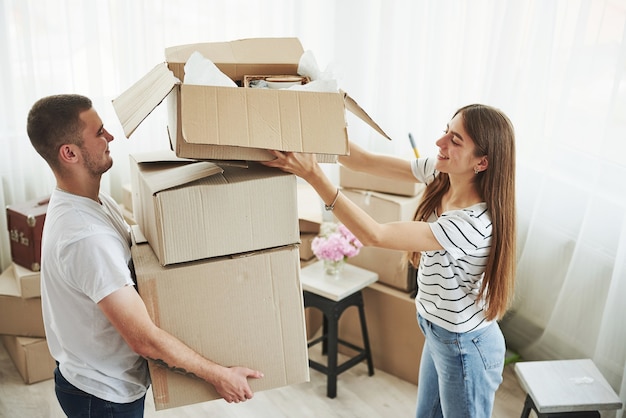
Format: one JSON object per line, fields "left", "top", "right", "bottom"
{"left": 1, "top": 0, "right": 625, "bottom": 415}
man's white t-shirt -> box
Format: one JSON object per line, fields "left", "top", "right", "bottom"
{"left": 41, "top": 188, "right": 149, "bottom": 403}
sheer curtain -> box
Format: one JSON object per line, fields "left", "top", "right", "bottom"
{"left": 1, "top": 0, "right": 625, "bottom": 415}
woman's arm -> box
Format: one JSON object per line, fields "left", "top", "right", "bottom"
{"left": 262, "top": 151, "right": 441, "bottom": 253}
{"left": 339, "top": 142, "right": 421, "bottom": 184}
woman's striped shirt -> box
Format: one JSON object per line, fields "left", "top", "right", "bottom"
{"left": 411, "top": 158, "right": 492, "bottom": 333}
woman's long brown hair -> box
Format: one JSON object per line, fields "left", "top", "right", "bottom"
{"left": 409, "top": 104, "right": 516, "bottom": 321}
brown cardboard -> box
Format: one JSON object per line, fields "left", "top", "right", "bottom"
{"left": 0, "top": 266, "right": 44, "bottom": 337}
{"left": 340, "top": 165, "right": 424, "bottom": 197}
{"left": 338, "top": 282, "right": 424, "bottom": 385}
{"left": 299, "top": 259, "right": 323, "bottom": 340}
{"left": 131, "top": 234, "right": 309, "bottom": 410}
{"left": 130, "top": 150, "right": 299, "bottom": 266}
{"left": 2, "top": 335, "right": 55, "bottom": 384}
{"left": 11, "top": 263, "right": 40, "bottom": 298}
{"left": 165, "top": 37, "right": 304, "bottom": 82}
{"left": 341, "top": 188, "right": 423, "bottom": 292}
{"left": 122, "top": 183, "right": 132, "bottom": 210}
{"left": 113, "top": 38, "right": 391, "bottom": 162}
{"left": 296, "top": 183, "right": 323, "bottom": 231}
{"left": 299, "top": 233, "right": 317, "bottom": 261}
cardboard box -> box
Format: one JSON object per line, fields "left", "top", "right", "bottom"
{"left": 296, "top": 182, "right": 323, "bottom": 260}
{"left": 299, "top": 232, "right": 317, "bottom": 261}
{"left": 0, "top": 265, "right": 44, "bottom": 337}
{"left": 2, "top": 335, "right": 55, "bottom": 384}
{"left": 113, "top": 38, "right": 391, "bottom": 162}
{"left": 340, "top": 165, "right": 424, "bottom": 197}
{"left": 131, "top": 232, "right": 309, "bottom": 410}
{"left": 341, "top": 188, "right": 423, "bottom": 292}
{"left": 122, "top": 183, "right": 133, "bottom": 210}
{"left": 11, "top": 263, "right": 41, "bottom": 298}
{"left": 297, "top": 182, "right": 323, "bottom": 233}
{"left": 130, "top": 150, "right": 299, "bottom": 266}
{"left": 338, "top": 282, "right": 424, "bottom": 385}
{"left": 6, "top": 196, "right": 49, "bottom": 271}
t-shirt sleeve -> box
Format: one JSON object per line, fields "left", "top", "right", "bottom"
{"left": 428, "top": 210, "right": 491, "bottom": 260}
{"left": 411, "top": 157, "right": 438, "bottom": 185}
{"left": 61, "top": 231, "right": 134, "bottom": 303}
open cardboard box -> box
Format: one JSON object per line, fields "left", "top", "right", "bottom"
{"left": 129, "top": 150, "right": 299, "bottom": 266}
{"left": 113, "top": 37, "right": 391, "bottom": 162}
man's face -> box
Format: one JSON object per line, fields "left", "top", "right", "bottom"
{"left": 77, "top": 108, "right": 114, "bottom": 177}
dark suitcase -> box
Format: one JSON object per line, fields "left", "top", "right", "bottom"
{"left": 7, "top": 196, "right": 49, "bottom": 271}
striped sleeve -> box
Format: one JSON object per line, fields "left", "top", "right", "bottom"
{"left": 429, "top": 207, "right": 492, "bottom": 260}
{"left": 411, "top": 157, "right": 438, "bottom": 185}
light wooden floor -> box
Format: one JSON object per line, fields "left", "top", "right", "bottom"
{"left": 0, "top": 341, "right": 527, "bottom": 417}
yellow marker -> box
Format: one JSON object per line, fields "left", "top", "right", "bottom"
{"left": 408, "top": 133, "right": 420, "bottom": 158}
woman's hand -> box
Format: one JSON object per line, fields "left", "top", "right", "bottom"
{"left": 260, "top": 150, "right": 319, "bottom": 180}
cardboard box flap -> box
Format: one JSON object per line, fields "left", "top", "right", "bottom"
{"left": 133, "top": 150, "right": 224, "bottom": 194}
{"left": 130, "top": 225, "right": 147, "bottom": 245}
{"left": 165, "top": 38, "right": 304, "bottom": 81}
{"left": 112, "top": 63, "right": 180, "bottom": 138}
{"left": 343, "top": 92, "right": 392, "bottom": 141}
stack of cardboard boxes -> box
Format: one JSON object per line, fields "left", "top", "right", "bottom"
{"left": 126, "top": 154, "right": 310, "bottom": 410}
{"left": 2, "top": 197, "right": 56, "bottom": 384}
{"left": 113, "top": 37, "right": 393, "bottom": 410}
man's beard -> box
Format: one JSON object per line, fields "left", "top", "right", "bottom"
{"left": 81, "top": 146, "right": 113, "bottom": 177}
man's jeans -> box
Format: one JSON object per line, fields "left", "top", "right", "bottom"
{"left": 54, "top": 366, "right": 146, "bottom": 417}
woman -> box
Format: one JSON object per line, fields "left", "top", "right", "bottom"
{"left": 262, "top": 104, "right": 516, "bottom": 417}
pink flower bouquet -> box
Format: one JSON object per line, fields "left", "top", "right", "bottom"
{"left": 312, "top": 222, "right": 363, "bottom": 263}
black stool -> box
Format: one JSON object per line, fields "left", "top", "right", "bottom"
{"left": 521, "top": 395, "right": 600, "bottom": 418}
{"left": 304, "top": 289, "right": 374, "bottom": 398}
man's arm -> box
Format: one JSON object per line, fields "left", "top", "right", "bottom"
{"left": 98, "top": 285, "right": 263, "bottom": 403}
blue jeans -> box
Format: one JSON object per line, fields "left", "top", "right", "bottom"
{"left": 54, "top": 366, "right": 146, "bottom": 417}
{"left": 415, "top": 315, "right": 505, "bottom": 418}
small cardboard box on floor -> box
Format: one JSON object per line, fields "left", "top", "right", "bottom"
{"left": 2, "top": 335, "right": 55, "bottom": 384}
{"left": 113, "top": 37, "right": 391, "bottom": 162}
{"left": 340, "top": 188, "right": 424, "bottom": 292}
{"left": 338, "top": 282, "right": 424, "bottom": 385}
{"left": 0, "top": 264, "right": 44, "bottom": 337}
{"left": 129, "top": 150, "right": 299, "bottom": 266}
{"left": 130, "top": 228, "right": 309, "bottom": 410}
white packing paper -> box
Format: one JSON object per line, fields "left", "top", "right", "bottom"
{"left": 183, "top": 51, "right": 237, "bottom": 87}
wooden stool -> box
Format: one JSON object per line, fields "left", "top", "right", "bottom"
{"left": 300, "top": 261, "right": 378, "bottom": 398}
{"left": 514, "top": 359, "right": 622, "bottom": 417}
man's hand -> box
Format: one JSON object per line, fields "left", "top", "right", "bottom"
{"left": 214, "top": 366, "right": 264, "bottom": 403}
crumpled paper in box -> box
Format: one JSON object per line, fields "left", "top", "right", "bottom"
{"left": 182, "top": 49, "right": 337, "bottom": 93}
{"left": 291, "top": 50, "right": 338, "bottom": 93}
{"left": 183, "top": 51, "right": 237, "bottom": 87}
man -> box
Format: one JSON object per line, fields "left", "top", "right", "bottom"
{"left": 26, "top": 94, "right": 263, "bottom": 416}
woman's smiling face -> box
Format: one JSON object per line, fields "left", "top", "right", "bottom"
{"left": 434, "top": 111, "right": 484, "bottom": 176}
